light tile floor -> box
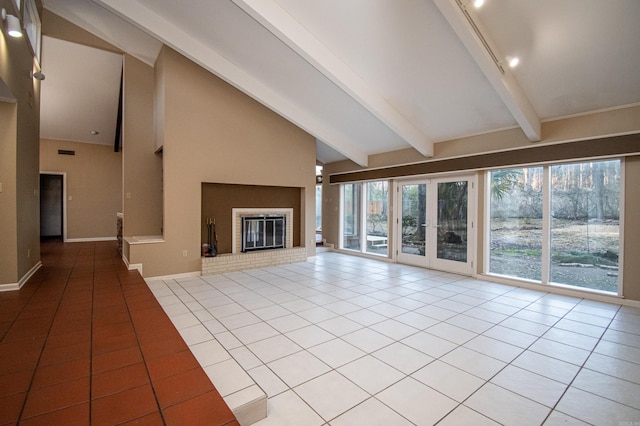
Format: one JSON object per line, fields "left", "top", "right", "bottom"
{"left": 147, "top": 252, "right": 640, "bottom": 425}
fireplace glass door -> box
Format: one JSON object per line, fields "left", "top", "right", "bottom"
{"left": 242, "top": 215, "right": 286, "bottom": 252}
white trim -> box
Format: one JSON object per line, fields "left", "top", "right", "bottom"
{"left": 618, "top": 158, "right": 625, "bottom": 297}
{"left": 0, "top": 283, "right": 21, "bottom": 292}
{"left": 145, "top": 271, "right": 201, "bottom": 281}
{"left": 332, "top": 248, "right": 394, "bottom": 263}
{"left": 541, "top": 101, "right": 640, "bottom": 123}
{"left": 122, "top": 255, "right": 143, "bottom": 275}
{"left": 541, "top": 166, "right": 550, "bottom": 284}
{"left": 338, "top": 184, "right": 345, "bottom": 250}
{"left": 125, "top": 236, "right": 165, "bottom": 244}
{"left": 483, "top": 172, "right": 491, "bottom": 276}
{"left": 479, "top": 273, "right": 640, "bottom": 309}
{"left": 66, "top": 237, "right": 117, "bottom": 243}
{"left": 0, "top": 261, "right": 42, "bottom": 292}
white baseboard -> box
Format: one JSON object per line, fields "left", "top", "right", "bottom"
{"left": 0, "top": 261, "right": 42, "bottom": 292}
{"left": 478, "top": 273, "right": 640, "bottom": 308}
{"left": 122, "top": 255, "right": 143, "bottom": 275}
{"left": 65, "top": 237, "right": 117, "bottom": 243}
{"left": 145, "top": 271, "right": 202, "bottom": 282}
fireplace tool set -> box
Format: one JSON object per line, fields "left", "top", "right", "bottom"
{"left": 203, "top": 217, "right": 218, "bottom": 257}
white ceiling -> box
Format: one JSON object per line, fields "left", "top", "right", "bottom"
{"left": 41, "top": 0, "right": 640, "bottom": 165}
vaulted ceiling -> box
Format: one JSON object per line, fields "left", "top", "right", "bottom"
{"left": 41, "top": 0, "right": 640, "bottom": 166}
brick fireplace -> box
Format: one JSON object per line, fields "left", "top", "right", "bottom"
{"left": 202, "top": 207, "right": 305, "bottom": 275}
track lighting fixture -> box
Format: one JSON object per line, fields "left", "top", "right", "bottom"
{"left": 1, "top": 8, "right": 22, "bottom": 38}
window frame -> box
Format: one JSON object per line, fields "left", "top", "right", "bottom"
{"left": 484, "top": 158, "right": 624, "bottom": 296}
{"left": 23, "top": 0, "right": 41, "bottom": 64}
{"left": 339, "top": 180, "right": 390, "bottom": 257}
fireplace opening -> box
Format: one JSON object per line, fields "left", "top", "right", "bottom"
{"left": 241, "top": 215, "right": 286, "bottom": 252}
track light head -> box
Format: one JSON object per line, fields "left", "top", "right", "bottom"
{"left": 1, "top": 8, "right": 23, "bottom": 38}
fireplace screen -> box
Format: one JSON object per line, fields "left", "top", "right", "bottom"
{"left": 241, "top": 215, "right": 286, "bottom": 252}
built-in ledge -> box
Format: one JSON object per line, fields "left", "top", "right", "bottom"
{"left": 124, "top": 235, "right": 165, "bottom": 244}
{"left": 202, "top": 247, "right": 307, "bottom": 275}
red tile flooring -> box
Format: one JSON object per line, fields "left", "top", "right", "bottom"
{"left": 0, "top": 241, "right": 238, "bottom": 425}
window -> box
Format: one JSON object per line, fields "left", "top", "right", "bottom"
{"left": 316, "top": 165, "right": 323, "bottom": 244}
{"left": 341, "top": 181, "right": 389, "bottom": 256}
{"left": 489, "top": 167, "right": 543, "bottom": 281}
{"left": 23, "top": 0, "right": 41, "bottom": 63}
{"left": 365, "top": 181, "right": 389, "bottom": 255}
{"left": 401, "top": 183, "right": 426, "bottom": 255}
{"left": 342, "top": 183, "right": 361, "bottom": 251}
{"left": 437, "top": 181, "right": 468, "bottom": 262}
{"left": 315, "top": 184, "right": 322, "bottom": 231}
{"left": 488, "top": 159, "right": 621, "bottom": 294}
{"left": 550, "top": 160, "right": 620, "bottom": 292}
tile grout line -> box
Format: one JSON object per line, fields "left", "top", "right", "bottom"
{"left": 162, "top": 254, "right": 638, "bottom": 425}
{"left": 120, "top": 266, "right": 168, "bottom": 425}
{"left": 89, "top": 243, "right": 95, "bottom": 425}
{"left": 16, "top": 244, "right": 77, "bottom": 423}
{"left": 538, "top": 302, "right": 621, "bottom": 424}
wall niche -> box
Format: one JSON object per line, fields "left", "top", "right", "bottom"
{"left": 201, "top": 183, "right": 302, "bottom": 254}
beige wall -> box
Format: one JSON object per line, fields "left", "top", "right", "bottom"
{"left": 129, "top": 47, "right": 317, "bottom": 277}
{"left": 0, "top": 102, "right": 19, "bottom": 284}
{"left": 122, "top": 54, "right": 163, "bottom": 237}
{"left": 40, "top": 139, "right": 122, "bottom": 240}
{"left": 0, "top": 0, "right": 42, "bottom": 286}
{"left": 623, "top": 156, "right": 640, "bottom": 301}
{"left": 41, "top": 11, "right": 132, "bottom": 243}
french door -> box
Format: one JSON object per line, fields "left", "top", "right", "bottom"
{"left": 396, "top": 175, "right": 476, "bottom": 275}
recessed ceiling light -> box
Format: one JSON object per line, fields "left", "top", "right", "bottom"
{"left": 90, "top": 130, "right": 100, "bottom": 135}
{"left": 473, "top": 0, "right": 485, "bottom": 8}
{"left": 506, "top": 56, "right": 519, "bottom": 68}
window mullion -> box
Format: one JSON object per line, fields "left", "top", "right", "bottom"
{"left": 361, "top": 182, "right": 367, "bottom": 252}
{"left": 338, "top": 184, "right": 344, "bottom": 249}
{"left": 541, "top": 165, "right": 551, "bottom": 285}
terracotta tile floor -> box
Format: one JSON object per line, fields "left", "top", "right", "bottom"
{"left": 0, "top": 241, "right": 238, "bottom": 426}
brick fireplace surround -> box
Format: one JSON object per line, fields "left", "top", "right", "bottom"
{"left": 202, "top": 208, "right": 307, "bottom": 276}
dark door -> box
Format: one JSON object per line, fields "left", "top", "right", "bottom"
{"left": 40, "top": 174, "right": 63, "bottom": 239}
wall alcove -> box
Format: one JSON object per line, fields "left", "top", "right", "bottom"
{"left": 201, "top": 183, "right": 302, "bottom": 255}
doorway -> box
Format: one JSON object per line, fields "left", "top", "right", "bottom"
{"left": 40, "top": 173, "right": 64, "bottom": 240}
{"left": 396, "top": 174, "right": 476, "bottom": 275}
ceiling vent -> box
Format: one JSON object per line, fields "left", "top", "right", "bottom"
{"left": 58, "top": 149, "right": 75, "bottom": 156}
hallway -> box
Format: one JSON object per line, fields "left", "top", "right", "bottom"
{"left": 0, "top": 241, "right": 237, "bottom": 425}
